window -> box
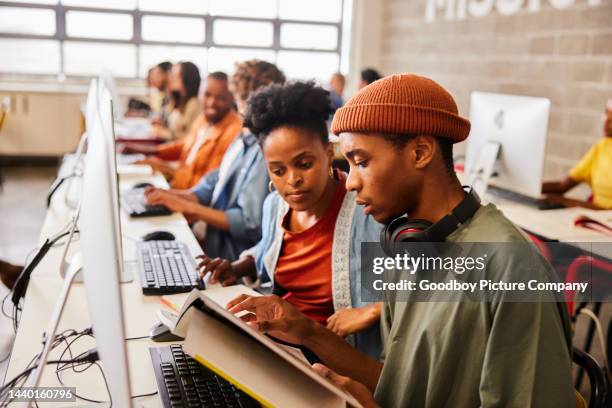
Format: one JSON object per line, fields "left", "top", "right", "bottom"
{"left": 66, "top": 11, "right": 133, "bottom": 40}
{"left": 0, "top": 1, "right": 349, "bottom": 80}
{"left": 63, "top": 41, "right": 137, "bottom": 77}
{"left": 138, "top": 0, "right": 208, "bottom": 15}
{"left": 0, "top": 7, "right": 55, "bottom": 36}
{"left": 281, "top": 24, "right": 338, "bottom": 50}
{"left": 213, "top": 20, "right": 273, "bottom": 47}
{"left": 62, "top": 0, "right": 137, "bottom": 10}
{"left": 139, "top": 45, "right": 206, "bottom": 77}
{"left": 278, "top": 0, "right": 343, "bottom": 22}
{"left": 141, "top": 16, "right": 205, "bottom": 43}
{"left": 209, "top": 0, "right": 276, "bottom": 19}
{"left": 0, "top": 39, "right": 60, "bottom": 74}
{"left": 207, "top": 47, "right": 276, "bottom": 74}
{"left": 277, "top": 51, "right": 340, "bottom": 81}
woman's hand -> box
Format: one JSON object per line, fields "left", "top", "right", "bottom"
{"left": 145, "top": 188, "right": 193, "bottom": 213}
{"left": 326, "top": 303, "right": 382, "bottom": 338}
{"left": 312, "top": 364, "right": 379, "bottom": 408}
{"left": 196, "top": 255, "right": 236, "bottom": 286}
{"left": 227, "top": 295, "right": 316, "bottom": 345}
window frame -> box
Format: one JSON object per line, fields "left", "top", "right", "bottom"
{"left": 0, "top": 0, "right": 345, "bottom": 78}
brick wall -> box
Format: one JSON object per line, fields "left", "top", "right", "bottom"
{"left": 378, "top": 0, "right": 612, "bottom": 180}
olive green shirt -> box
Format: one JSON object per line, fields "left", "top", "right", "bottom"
{"left": 374, "top": 204, "right": 574, "bottom": 408}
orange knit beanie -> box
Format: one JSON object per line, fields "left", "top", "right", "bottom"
{"left": 331, "top": 74, "right": 471, "bottom": 143}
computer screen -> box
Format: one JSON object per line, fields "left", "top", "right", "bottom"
{"left": 79, "top": 106, "right": 132, "bottom": 407}
{"left": 464, "top": 92, "right": 550, "bottom": 198}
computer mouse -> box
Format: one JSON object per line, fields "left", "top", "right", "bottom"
{"left": 149, "top": 321, "right": 183, "bottom": 342}
{"left": 141, "top": 230, "right": 175, "bottom": 241}
{"left": 133, "top": 182, "right": 153, "bottom": 189}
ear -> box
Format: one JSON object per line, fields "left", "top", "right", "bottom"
{"left": 326, "top": 141, "right": 335, "bottom": 165}
{"left": 411, "top": 135, "right": 436, "bottom": 169}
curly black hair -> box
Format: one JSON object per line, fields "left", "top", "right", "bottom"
{"left": 243, "top": 81, "right": 333, "bottom": 145}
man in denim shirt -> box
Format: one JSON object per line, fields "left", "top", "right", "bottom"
{"left": 146, "top": 60, "right": 286, "bottom": 260}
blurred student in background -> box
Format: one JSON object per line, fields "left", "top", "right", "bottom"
{"left": 148, "top": 61, "right": 172, "bottom": 116}
{"left": 329, "top": 72, "right": 346, "bottom": 111}
{"left": 152, "top": 61, "right": 201, "bottom": 140}
{"left": 121, "top": 72, "right": 242, "bottom": 190}
{"left": 359, "top": 68, "right": 382, "bottom": 90}
{"left": 144, "top": 60, "right": 285, "bottom": 261}
{"left": 542, "top": 99, "right": 612, "bottom": 209}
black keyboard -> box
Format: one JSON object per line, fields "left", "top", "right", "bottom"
{"left": 488, "top": 186, "right": 565, "bottom": 210}
{"left": 121, "top": 189, "right": 172, "bottom": 217}
{"left": 150, "top": 344, "right": 260, "bottom": 408}
{"left": 137, "top": 240, "right": 203, "bottom": 295}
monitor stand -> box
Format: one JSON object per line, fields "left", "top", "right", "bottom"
{"left": 61, "top": 252, "right": 134, "bottom": 283}
{"left": 468, "top": 141, "right": 500, "bottom": 198}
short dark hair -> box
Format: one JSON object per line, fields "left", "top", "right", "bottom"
{"left": 361, "top": 68, "right": 382, "bottom": 85}
{"left": 244, "top": 81, "right": 333, "bottom": 146}
{"left": 208, "top": 71, "right": 228, "bottom": 82}
{"left": 381, "top": 133, "right": 455, "bottom": 175}
{"left": 157, "top": 61, "right": 172, "bottom": 72}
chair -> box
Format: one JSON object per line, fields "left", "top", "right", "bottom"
{"left": 573, "top": 347, "right": 608, "bottom": 408}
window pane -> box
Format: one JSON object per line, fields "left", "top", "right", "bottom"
{"left": 138, "top": 0, "right": 208, "bottom": 14}
{"left": 8, "top": 0, "right": 57, "bottom": 4}
{"left": 281, "top": 24, "right": 337, "bottom": 50}
{"left": 0, "top": 7, "right": 55, "bottom": 36}
{"left": 66, "top": 11, "right": 133, "bottom": 40}
{"left": 142, "top": 15, "right": 205, "bottom": 43}
{"left": 278, "top": 0, "right": 342, "bottom": 22}
{"left": 0, "top": 39, "right": 60, "bottom": 74}
{"left": 277, "top": 51, "right": 339, "bottom": 81}
{"left": 207, "top": 47, "right": 276, "bottom": 75}
{"left": 139, "top": 45, "right": 206, "bottom": 78}
{"left": 64, "top": 41, "right": 136, "bottom": 77}
{"left": 213, "top": 20, "right": 273, "bottom": 47}
{"left": 62, "top": 0, "right": 137, "bottom": 9}
{"left": 210, "top": 0, "right": 276, "bottom": 18}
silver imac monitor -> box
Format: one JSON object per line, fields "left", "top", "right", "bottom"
{"left": 464, "top": 92, "right": 550, "bottom": 198}
{"left": 79, "top": 106, "right": 132, "bottom": 407}
{"left": 96, "top": 85, "right": 133, "bottom": 282}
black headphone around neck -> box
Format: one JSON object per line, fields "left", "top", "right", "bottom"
{"left": 380, "top": 187, "right": 481, "bottom": 256}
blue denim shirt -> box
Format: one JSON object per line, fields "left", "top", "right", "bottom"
{"left": 242, "top": 185, "right": 383, "bottom": 358}
{"left": 191, "top": 132, "right": 269, "bottom": 261}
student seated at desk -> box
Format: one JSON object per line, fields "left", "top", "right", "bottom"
{"left": 197, "top": 81, "right": 382, "bottom": 357}
{"left": 226, "top": 74, "right": 575, "bottom": 408}
{"left": 121, "top": 72, "right": 242, "bottom": 189}
{"left": 152, "top": 61, "right": 202, "bottom": 141}
{"left": 148, "top": 61, "right": 172, "bottom": 116}
{"left": 144, "top": 60, "right": 286, "bottom": 261}
{"left": 542, "top": 99, "right": 612, "bottom": 209}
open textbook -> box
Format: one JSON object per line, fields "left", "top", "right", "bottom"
{"left": 166, "top": 286, "right": 361, "bottom": 407}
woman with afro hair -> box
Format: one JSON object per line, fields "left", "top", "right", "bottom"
{"left": 198, "top": 81, "right": 382, "bottom": 358}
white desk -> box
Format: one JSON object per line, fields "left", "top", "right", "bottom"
{"left": 484, "top": 197, "right": 612, "bottom": 260}
{"left": 4, "top": 162, "right": 202, "bottom": 407}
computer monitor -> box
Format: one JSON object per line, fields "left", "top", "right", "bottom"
{"left": 464, "top": 92, "right": 550, "bottom": 198}
{"left": 78, "top": 105, "right": 132, "bottom": 407}
{"left": 99, "top": 68, "right": 123, "bottom": 120}
{"left": 96, "top": 85, "right": 133, "bottom": 282}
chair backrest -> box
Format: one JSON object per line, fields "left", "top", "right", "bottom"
{"left": 573, "top": 347, "right": 609, "bottom": 408}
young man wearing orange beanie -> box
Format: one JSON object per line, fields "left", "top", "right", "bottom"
{"left": 226, "top": 74, "right": 574, "bottom": 407}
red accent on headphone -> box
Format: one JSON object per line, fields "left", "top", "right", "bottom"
{"left": 396, "top": 227, "right": 424, "bottom": 236}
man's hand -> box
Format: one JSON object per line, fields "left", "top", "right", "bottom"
{"left": 312, "top": 364, "right": 379, "bottom": 408}
{"left": 145, "top": 188, "right": 193, "bottom": 213}
{"left": 197, "top": 255, "right": 237, "bottom": 286}
{"left": 326, "top": 303, "right": 381, "bottom": 338}
{"left": 227, "top": 295, "right": 316, "bottom": 345}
